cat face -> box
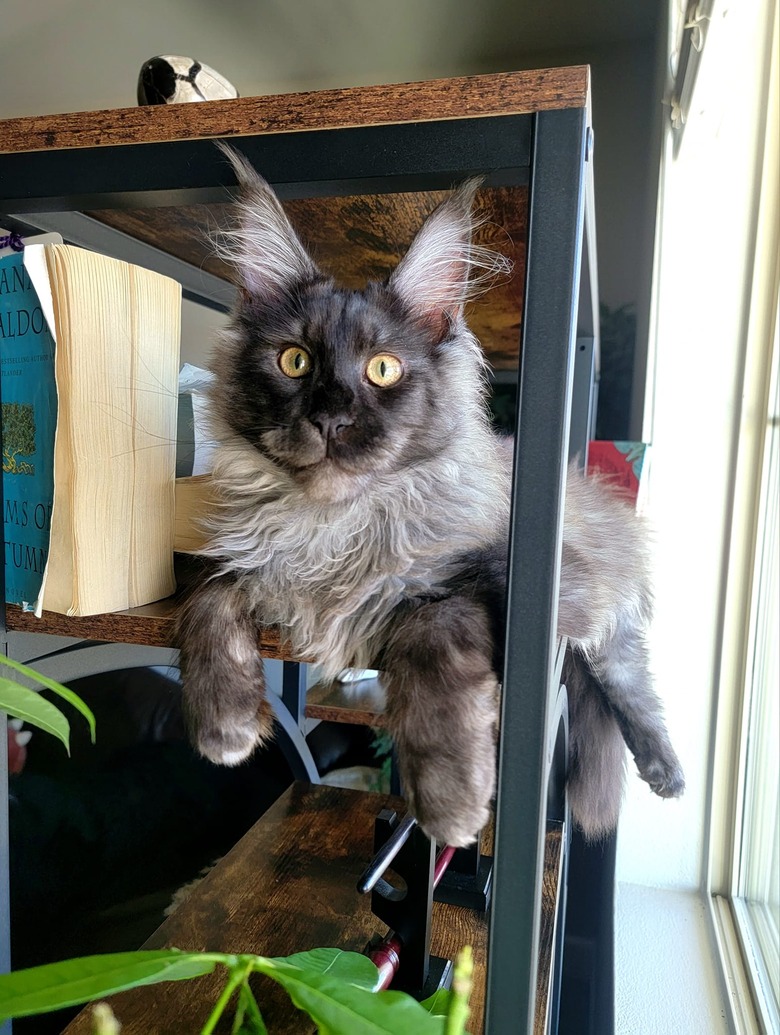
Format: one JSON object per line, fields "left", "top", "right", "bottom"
{"left": 224, "top": 280, "right": 455, "bottom": 493}
{"left": 211, "top": 147, "right": 509, "bottom": 501}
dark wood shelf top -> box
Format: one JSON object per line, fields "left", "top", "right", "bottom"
{"left": 3, "top": 599, "right": 297, "bottom": 660}
{"left": 535, "top": 822, "right": 564, "bottom": 1035}
{"left": 0, "top": 68, "right": 589, "bottom": 155}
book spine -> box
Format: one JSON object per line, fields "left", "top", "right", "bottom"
{"left": 0, "top": 252, "right": 57, "bottom": 609}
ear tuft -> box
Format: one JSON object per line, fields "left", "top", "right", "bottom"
{"left": 213, "top": 143, "right": 319, "bottom": 301}
{"left": 389, "top": 178, "right": 513, "bottom": 341}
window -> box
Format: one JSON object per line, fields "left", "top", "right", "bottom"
{"left": 706, "top": 2, "right": 779, "bottom": 1028}
{"left": 727, "top": 307, "right": 779, "bottom": 1031}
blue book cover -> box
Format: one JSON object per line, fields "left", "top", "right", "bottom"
{"left": 0, "top": 250, "right": 57, "bottom": 609}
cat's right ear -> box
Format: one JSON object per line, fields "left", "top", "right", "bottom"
{"left": 215, "top": 143, "right": 319, "bottom": 301}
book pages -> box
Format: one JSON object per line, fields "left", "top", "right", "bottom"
{"left": 34, "top": 245, "right": 181, "bottom": 616}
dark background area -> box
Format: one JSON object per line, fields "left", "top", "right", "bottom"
{"left": 8, "top": 668, "right": 376, "bottom": 1034}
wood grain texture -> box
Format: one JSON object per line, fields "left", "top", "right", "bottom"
{"left": 89, "top": 185, "right": 527, "bottom": 368}
{"left": 3, "top": 600, "right": 299, "bottom": 660}
{"left": 0, "top": 69, "right": 589, "bottom": 155}
{"left": 535, "top": 823, "right": 564, "bottom": 1035}
{"left": 60, "top": 783, "right": 489, "bottom": 1035}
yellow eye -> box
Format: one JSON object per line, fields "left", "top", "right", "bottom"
{"left": 365, "top": 354, "right": 403, "bottom": 387}
{"left": 278, "top": 347, "right": 311, "bottom": 378}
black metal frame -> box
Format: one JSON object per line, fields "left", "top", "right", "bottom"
{"left": 486, "top": 107, "right": 587, "bottom": 1034}
{"left": 0, "top": 116, "right": 531, "bottom": 213}
{"left": 0, "top": 100, "right": 591, "bottom": 1034}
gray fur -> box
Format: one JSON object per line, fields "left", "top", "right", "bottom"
{"left": 176, "top": 150, "right": 684, "bottom": 846}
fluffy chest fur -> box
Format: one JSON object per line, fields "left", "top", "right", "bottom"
{"left": 203, "top": 432, "right": 509, "bottom": 677}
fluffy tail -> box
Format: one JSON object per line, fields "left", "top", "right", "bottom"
{"left": 563, "top": 650, "right": 627, "bottom": 840}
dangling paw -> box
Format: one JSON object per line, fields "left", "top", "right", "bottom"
{"left": 635, "top": 745, "right": 685, "bottom": 799}
{"left": 193, "top": 699, "right": 274, "bottom": 766}
{"left": 401, "top": 752, "right": 494, "bottom": 848}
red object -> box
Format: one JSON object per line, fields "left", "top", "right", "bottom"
{"left": 587, "top": 441, "right": 648, "bottom": 505}
{"left": 368, "top": 843, "right": 456, "bottom": 990}
{"left": 7, "top": 727, "right": 28, "bottom": 774}
{"left": 433, "top": 844, "right": 457, "bottom": 886}
{"left": 370, "top": 934, "right": 403, "bottom": 991}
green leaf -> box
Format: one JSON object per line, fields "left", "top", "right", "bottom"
{"left": 273, "top": 949, "right": 379, "bottom": 990}
{"left": 0, "top": 654, "right": 96, "bottom": 742}
{"left": 232, "top": 983, "right": 268, "bottom": 1035}
{"left": 0, "top": 677, "right": 70, "bottom": 753}
{"left": 255, "top": 959, "right": 445, "bottom": 1035}
{"left": 445, "top": 947, "right": 473, "bottom": 1035}
{"left": 420, "top": 987, "right": 454, "bottom": 1016}
{"left": 0, "top": 950, "right": 227, "bottom": 1019}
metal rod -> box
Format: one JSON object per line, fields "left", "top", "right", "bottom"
{"left": 371, "top": 934, "right": 403, "bottom": 991}
{"left": 433, "top": 844, "right": 457, "bottom": 887}
{"left": 356, "top": 813, "right": 417, "bottom": 895}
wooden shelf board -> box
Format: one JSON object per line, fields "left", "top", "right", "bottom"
{"left": 59, "top": 783, "right": 487, "bottom": 1034}
{"left": 0, "top": 69, "right": 589, "bottom": 155}
{"left": 3, "top": 600, "right": 297, "bottom": 661}
{"left": 535, "top": 822, "right": 564, "bottom": 1035}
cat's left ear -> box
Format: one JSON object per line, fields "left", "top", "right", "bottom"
{"left": 389, "top": 179, "right": 510, "bottom": 342}
{"left": 215, "top": 143, "right": 319, "bottom": 301}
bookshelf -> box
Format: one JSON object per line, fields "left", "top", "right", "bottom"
{"left": 0, "top": 67, "right": 597, "bottom": 1033}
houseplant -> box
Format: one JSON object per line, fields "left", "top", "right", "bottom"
{"left": 0, "top": 944, "right": 474, "bottom": 1033}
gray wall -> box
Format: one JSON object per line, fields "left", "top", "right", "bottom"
{"left": 1, "top": 0, "right": 663, "bottom": 429}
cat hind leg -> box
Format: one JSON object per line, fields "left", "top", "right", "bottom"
{"left": 175, "top": 574, "right": 272, "bottom": 765}
{"left": 590, "top": 614, "right": 685, "bottom": 801}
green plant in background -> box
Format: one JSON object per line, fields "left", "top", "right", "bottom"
{"left": 0, "top": 944, "right": 474, "bottom": 1034}
{"left": 0, "top": 653, "right": 95, "bottom": 752}
{"left": 370, "top": 727, "right": 394, "bottom": 790}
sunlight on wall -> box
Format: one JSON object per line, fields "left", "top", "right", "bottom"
{"left": 617, "top": 0, "right": 776, "bottom": 894}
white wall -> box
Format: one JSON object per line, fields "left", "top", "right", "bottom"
{"left": 616, "top": 0, "right": 777, "bottom": 895}
{"left": 180, "top": 301, "right": 228, "bottom": 369}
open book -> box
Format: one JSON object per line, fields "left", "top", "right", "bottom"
{"left": 2, "top": 242, "right": 181, "bottom": 616}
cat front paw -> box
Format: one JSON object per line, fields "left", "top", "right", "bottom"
{"left": 397, "top": 729, "right": 496, "bottom": 848}
{"left": 192, "top": 701, "right": 274, "bottom": 767}
{"left": 405, "top": 769, "right": 492, "bottom": 848}
{"left": 635, "top": 749, "right": 685, "bottom": 799}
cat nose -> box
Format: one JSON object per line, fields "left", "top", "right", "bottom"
{"left": 310, "top": 414, "right": 354, "bottom": 441}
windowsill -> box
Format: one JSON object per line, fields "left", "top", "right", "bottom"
{"left": 615, "top": 883, "right": 732, "bottom": 1034}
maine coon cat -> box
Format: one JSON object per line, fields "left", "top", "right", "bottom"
{"left": 176, "top": 147, "right": 684, "bottom": 847}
